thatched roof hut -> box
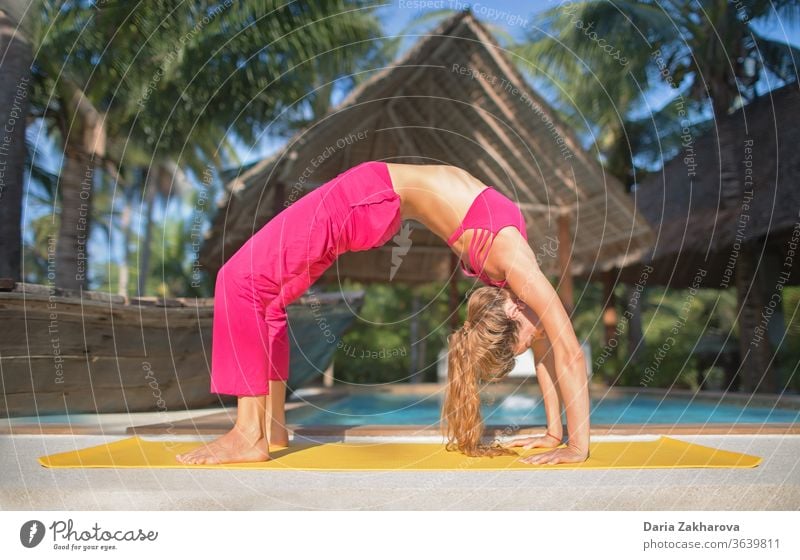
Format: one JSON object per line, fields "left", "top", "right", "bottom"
{"left": 619, "top": 82, "right": 800, "bottom": 289}
{"left": 200, "top": 10, "right": 654, "bottom": 309}
{"left": 618, "top": 82, "right": 800, "bottom": 394}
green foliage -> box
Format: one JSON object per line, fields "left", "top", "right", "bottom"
{"left": 570, "top": 279, "right": 761, "bottom": 390}
{"left": 774, "top": 286, "right": 800, "bottom": 392}
{"left": 512, "top": 0, "right": 800, "bottom": 185}
{"left": 324, "top": 279, "right": 470, "bottom": 386}
{"left": 21, "top": 0, "right": 386, "bottom": 296}
{"left": 22, "top": 214, "right": 58, "bottom": 283}
{"left": 321, "top": 275, "right": 799, "bottom": 390}
{"left": 626, "top": 286, "right": 718, "bottom": 389}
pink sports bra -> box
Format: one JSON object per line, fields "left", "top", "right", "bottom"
{"left": 446, "top": 186, "right": 528, "bottom": 288}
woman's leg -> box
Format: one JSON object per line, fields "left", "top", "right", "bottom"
{"left": 177, "top": 192, "right": 338, "bottom": 463}
{"left": 208, "top": 260, "right": 275, "bottom": 396}
{"left": 177, "top": 163, "right": 399, "bottom": 464}
{"left": 176, "top": 296, "right": 290, "bottom": 463}
{"left": 175, "top": 395, "right": 269, "bottom": 464}
{"left": 176, "top": 256, "right": 279, "bottom": 464}
{"left": 267, "top": 380, "right": 288, "bottom": 447}
{"left": 264, "top": 302, "right": 290, "bottom": 447}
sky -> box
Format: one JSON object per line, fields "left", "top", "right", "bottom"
{"left": 374, "top": 0, "right": 800, "bottom": 52}
{"left": 253, "top": 1, "right": 800, "bottom": 163}
{"left": 23, "top": 1, "right": 800, "bottom": 286}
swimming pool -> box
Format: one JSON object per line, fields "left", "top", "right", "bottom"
{"left": 287, "top": 392, "right": 799, "bottom": 426}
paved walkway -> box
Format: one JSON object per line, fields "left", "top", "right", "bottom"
{"left": 2, "top": 433, "right": 798, "bottom": 510}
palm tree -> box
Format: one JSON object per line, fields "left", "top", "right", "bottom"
{"left": 513, "top": 1, "right": 800, "bottom": 393}
{"left": 25, "top": 1, "right": 109, "bottom": 290}
{"left": 21, "top": 0, "right": 387, "bottom": 292}
{"left": 97, "top": 0, "right": 387, "bottom": 295}
{"left": 0, "top": 0, "right": 35, "bottom": 281}
{"left": 135, "top": 159, "right": 191, "bottom": 296}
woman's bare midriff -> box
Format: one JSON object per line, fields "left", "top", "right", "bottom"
{"left": 385, "top": 162, "right": 507, "bottom": 283}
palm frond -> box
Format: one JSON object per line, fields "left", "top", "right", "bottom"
{"left": 749, "top": 32, "right": 800, "bottom": 83}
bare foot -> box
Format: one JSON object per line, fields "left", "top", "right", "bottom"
{"left": 175, "top": 424, "right": 269, "bottom": 465}
{"left": 270, "top": 424, "right": 289, "bottom": 448}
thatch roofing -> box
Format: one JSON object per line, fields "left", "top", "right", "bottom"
{"left": 200, "top": 9, "right": 654, "bottom": 284}
{"left": 619, "top": 82, "right": 800, "bottom": 288}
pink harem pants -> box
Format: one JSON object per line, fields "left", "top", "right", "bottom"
{"left": 209, "top": 161, "right": 401, "bottom": 396}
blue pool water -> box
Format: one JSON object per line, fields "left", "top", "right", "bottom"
{"left": 288, "top": 392, "right": 799, "bottom": 426}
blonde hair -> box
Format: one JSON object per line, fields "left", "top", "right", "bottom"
{"left": 441, "top": 286, "right": 520, "bottom": 457}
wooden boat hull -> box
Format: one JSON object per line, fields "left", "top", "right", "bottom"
{"left": 0, "top": 283, "right": 363, "bottom": 417}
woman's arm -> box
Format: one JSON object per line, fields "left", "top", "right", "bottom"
{"left": 502, "top": 335, "right": 563, "bottom": 451}
{"left": 497, "top": 229, "right": 591, "bottom": 463}
{"left": 531, "top": 335, "right": 564, "bottom": 440}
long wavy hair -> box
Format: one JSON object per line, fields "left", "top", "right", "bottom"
{"left": 441, "top": 286, "right": 520, "bottom": 457}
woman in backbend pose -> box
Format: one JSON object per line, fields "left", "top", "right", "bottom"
{"left": 176, "top": 161, "right": 591, "bottom": 466}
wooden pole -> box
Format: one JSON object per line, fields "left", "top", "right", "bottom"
{"left": 557, "top": 212, "right": 574, "bottom": 316}
{"left": 735, "top": 239, "right": 777, "bottom": 393}
{"left": 409, "top": 291, "right": 420, "bottom": 382}
{"left": 602, "top": 269, "right": 618, "bottom": 353}
{"left": 626, "top": 282, "right": 645, "bottom": 363}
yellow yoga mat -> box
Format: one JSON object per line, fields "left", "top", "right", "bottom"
{"left": 39, "top": 436, "right": 761, "bottom": 470}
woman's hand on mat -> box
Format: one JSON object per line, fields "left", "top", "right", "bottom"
{"left": 518, "top": 444, "right": 589, "bottom": 466}
{"left": 502, "top": 432, "right": 562, "bottom": 450}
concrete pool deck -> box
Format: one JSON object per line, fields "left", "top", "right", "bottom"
{"left": 1, "top": 411, "right": 799, "bottom": 510}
